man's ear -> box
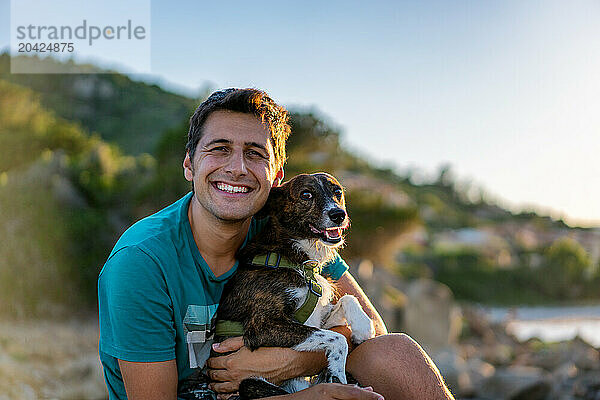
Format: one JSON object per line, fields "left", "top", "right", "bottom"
{"left": 183, "top": 152, "right": 194, "bottom": 181}
{"left": 272, "top": 168, "right": 284, "bottom": 187}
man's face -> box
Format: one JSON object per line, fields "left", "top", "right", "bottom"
{"left": 183, "top": 110, "right": 283, "bottom": 223}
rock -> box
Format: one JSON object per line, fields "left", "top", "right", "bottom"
{"left": 552, "top": 362, "right": 578, "bottom": 381}
{"left": 482, "top": 343, "right": 514, "bottom": 366}
{"left": 465, "top": 357, "right": 495, "bottom": 389}
{"left": 403, "top": 279, "right": 461, "bottom": 354}
{"left": 548, "top": 363, "right": 578, "bottom": 400}
{"left": 573, "top": 371, "right": 600, "bottom": 399}
{"left": 462, "top": 307, "right": 496, "bottom": 343}
{"left": 433, "top": 349, "right": 473, "bottom": 397}
{"left": 348, "top": 260, "right": 406, "bottom": 332}
{"left": 480, "top": 366, "right": 551, "bottom": 400}
{"left": 515, "top": 337, "right": 599, "bottom": 372}
{"left": 514, "top": 345, "right": 563, "bottom": 370}
{"left": 570, "top": 336, "right": 600, "bottom": 371}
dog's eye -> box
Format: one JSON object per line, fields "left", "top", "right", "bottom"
{"left": 300, "top": 191, "right": 313, "bottom": 200}
{"left": 333, "top": 188, "right": 343, "bottom": 197}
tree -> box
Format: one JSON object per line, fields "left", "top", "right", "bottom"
{"left": 539, "top": 237, "right": 592, "bottom": 298}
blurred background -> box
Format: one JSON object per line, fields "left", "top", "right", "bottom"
{"left": 0, "top": 1, "right": 599, "bottom": 399}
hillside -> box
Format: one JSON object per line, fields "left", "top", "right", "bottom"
{"left": 0, "top": 80, "right": 156, "bottom": 315}
{"left": 0, "top": 53, "right": 197, "bottom": 154}
{"left": 1, "top": 55, "right": 598, "bottom": 317}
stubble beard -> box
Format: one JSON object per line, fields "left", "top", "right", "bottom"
{"left": 192, "top": 180, "right": 268, "bottom": 225}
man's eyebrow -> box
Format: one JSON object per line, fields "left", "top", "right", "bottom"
{"left": 203, "top": 139, "right": 232, "bottom": 147}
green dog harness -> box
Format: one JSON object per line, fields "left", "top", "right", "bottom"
{"left": 214, "top": 253, "right": 323, "bottom": 337}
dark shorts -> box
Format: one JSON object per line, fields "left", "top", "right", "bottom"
{"left": 178, "top": 371, "right": 362, "bottom": 400}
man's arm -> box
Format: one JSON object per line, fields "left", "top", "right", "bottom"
{"left": 208, "top": 340, "right": 385, "bottom": 399}
{"left": 206, "top": 271, "right": 387, "bottom": 394}
{"left": 335, "top": 272, "right": 388, "bottom": 336}
{"left": 99, "top": 246, "right": 179, "bottom": 397}
{"left": 119, "top": 359, "right": 178, "bottom": 400}
{"left": 207, "top": 337, "right": 328, "bottom": 392}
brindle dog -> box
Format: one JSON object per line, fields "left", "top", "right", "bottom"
{"left": 214, "top": 173, "right": 375, "bottom": 399}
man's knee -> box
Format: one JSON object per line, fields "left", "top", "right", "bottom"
{"left": 348, "top": 333, "right": 415, "bottom": 371}
{"left": 347, "top": 334, "right": 454, "bottom": 399}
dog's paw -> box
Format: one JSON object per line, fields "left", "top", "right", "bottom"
{"left": 316, "top": 368, "right": 347, "bottom": 385}
{"left": 239, "top": 377, "right": 288, "bottom": 399}
{"left": 350, "top": 317, "right": 375, "bottom": 345}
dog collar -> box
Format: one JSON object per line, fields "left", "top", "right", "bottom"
{"left": 250, "top": 252, "right": 321, "bottom": 273}
{"left": 214, "top": 253, "right": 323, "bottom": 337}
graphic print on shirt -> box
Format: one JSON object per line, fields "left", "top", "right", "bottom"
{"left": 183, "top": 304, "right": 218, "bottom": 368}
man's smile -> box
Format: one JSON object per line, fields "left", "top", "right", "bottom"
{"left": 212, "top": 181, "right": 254, "bottom": 195}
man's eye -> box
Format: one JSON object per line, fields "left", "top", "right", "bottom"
{"left": 211, "top": 146, "right": 228, "bottom": 152}
{"left": 300, "top": 191, "right": 313, "bottom": 200}
{"left": 247, "top": 150, "right": 264, "bottom": 158}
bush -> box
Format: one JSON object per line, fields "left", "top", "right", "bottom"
{"left": 537, "top": 237, "right": 594, "bottom": 299}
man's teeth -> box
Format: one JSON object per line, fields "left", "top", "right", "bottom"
{"left": 216, "top": 183, "right": 249, "bottom": 193}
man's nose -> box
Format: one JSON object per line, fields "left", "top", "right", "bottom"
{"left": 224, "top": 150, "right": 247, "bottom": 177}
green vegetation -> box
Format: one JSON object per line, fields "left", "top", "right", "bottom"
{"left": 0, "top": 80, "right": 155, "bottom": 315}
{"left": 537, "top": 237, "right": 598, "bottom": 299}
{"left": 401, "top": 241, "right": 600, "bottom": 305}
{"left": 1, "top": 54, "right": 597, "bottom": 315}
{"left": 0, "top": 53, "right": 197, "bottom": 154}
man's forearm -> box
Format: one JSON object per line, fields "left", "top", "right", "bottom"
{"left": 207, "top": 338, "right": 329, "bottom": 390}
{"left": 288, "top": 348, "right": 328, "bottom": 378}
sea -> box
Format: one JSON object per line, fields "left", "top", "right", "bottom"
{"left": 484, "top": 304, "right": 600, "bottom": 347}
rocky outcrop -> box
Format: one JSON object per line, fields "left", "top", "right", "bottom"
{"left": 479, "top": 366, "right": 551, "bottom": 400}
{"left": 450, "top": 306, "right": 600, "bottom": 400}
{"left": 403, "top": 279, "right": 462, "bottom": 354}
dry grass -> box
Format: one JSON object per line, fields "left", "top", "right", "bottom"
{"left": 0, "top": 318, "right": 107, "bottom": 400}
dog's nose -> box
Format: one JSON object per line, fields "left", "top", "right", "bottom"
{"left": 328, "top": 208, "right": 346, "bottom": 225}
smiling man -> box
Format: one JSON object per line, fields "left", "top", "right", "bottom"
{"left": 98, "top": 88, "right": 453, "bottom": 400}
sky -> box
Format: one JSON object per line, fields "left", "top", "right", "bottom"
{"left": 1, "top": 0, "right": 599, "bottom": 227}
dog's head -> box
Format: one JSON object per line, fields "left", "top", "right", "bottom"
{"left": 260, "top": 173, "right": 349, "bottom": 248}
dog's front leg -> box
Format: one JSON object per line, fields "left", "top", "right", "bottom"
{"left": 323, "top": 295, "right": 375, "bottom": 345}
{"left": 292, "top": 328, "right": 348, "bottom": 384}
{"left": 244, "top": 320, "right": 348, "bottom": 386}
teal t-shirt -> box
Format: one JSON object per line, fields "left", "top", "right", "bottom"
{"left": 98, "top": 192, "right": 349, "bottom": 399}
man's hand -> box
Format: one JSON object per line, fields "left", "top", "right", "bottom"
{"left": 206, "top": 336, "right": 327, "bottom": 395}
{"left": 277, "top": 384, "right": 384, "bottom": 400}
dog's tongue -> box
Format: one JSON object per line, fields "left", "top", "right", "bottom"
{"left": 310, "top": 225, "right": 321, "bottom": 234}
{"left": 325, "top": 228, "right": 342, "bottom": 240}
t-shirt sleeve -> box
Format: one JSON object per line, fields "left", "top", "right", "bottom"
{"left": 98, "top": 245, "right": 176, "bottom": 362}
{"left": 321, "top": 252, "right": 349, "bottom": 280}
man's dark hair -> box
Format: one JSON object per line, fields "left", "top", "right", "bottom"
{"left": 186, "top": 88, "right": 291, "bottom": 171}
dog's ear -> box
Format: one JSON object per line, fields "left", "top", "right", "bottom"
{"left": 255, "top": 185, "right": 287, "bottom": 218}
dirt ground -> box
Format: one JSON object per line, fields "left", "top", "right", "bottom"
{"left": 0, "top": 318, "right": 107, "bottom": 400}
